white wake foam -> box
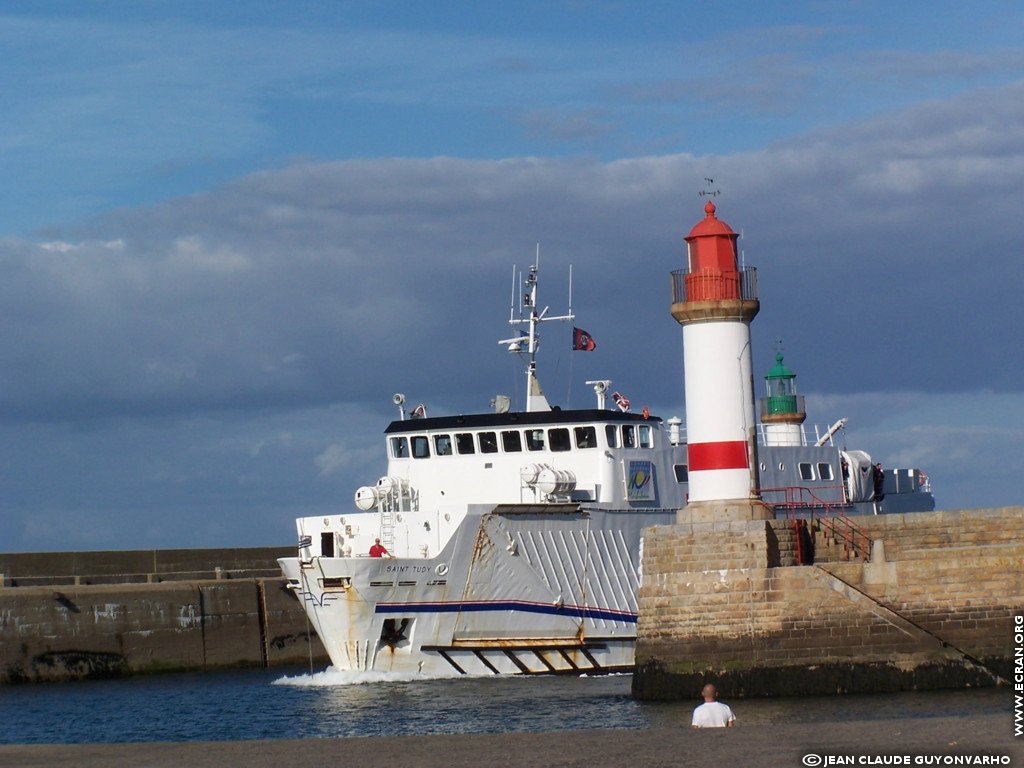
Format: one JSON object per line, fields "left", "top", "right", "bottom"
{"left": 273, "top": 666, "right": 472, "bottom": 687}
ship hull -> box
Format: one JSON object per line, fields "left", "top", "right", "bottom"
{"left": 280, "top": 505, "right": 676, "bottom": 676}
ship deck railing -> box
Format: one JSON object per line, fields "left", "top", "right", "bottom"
{"left": 666, "top": 423, "right": 842, "bottom": 448}
{"left": 753, "top": 422, "right": 842, "bottom": 447}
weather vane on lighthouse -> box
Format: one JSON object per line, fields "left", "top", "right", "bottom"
{"left": 699, "top": 178, "right": 720, "bottom": 199}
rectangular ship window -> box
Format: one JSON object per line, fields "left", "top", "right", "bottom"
{"left": 673, "top": 464, "right": 689, "bottom": 483}
{"left": 525, "top": 429, "right": 545, "bottom": 451}
{"left": 411, "top": 435, "right": 430, "bottom": 459}
{"left": 818, "top": 462, "right": 834, "bottom": 481}
{"left": 433, "top": 434, "right": 452, "bottom": 456}
{"left": 548, "top": 428, "right": 571, "bottom": 452}
{"left": 605, "top": 424, "right": 618, "bottom": 448}
{"left": 501, "top": 430, "right": 522, "bottom": 452}
{"left": 455, "top": 433, "right": 475, "bottom": 454}
{"left": 479, "top": 431, "right": 498, "bottom": 453}
{"left": 798, "top": 462, "right": 815, "bottom": 481}
{"left": 638, "top": 425, "right": 653, "bottom": 448}
{"left": 574, "top": 426, "right": 597, "bottom": 449}
{"left": 622, "top": 425, "right": 636, "bottom": 448}
{"left": 390, "top": 436, "right": 408, "bottom": 459}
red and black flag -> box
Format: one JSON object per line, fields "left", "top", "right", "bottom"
{"left": 572, "top": 327, "right": 596, "bottom": 351}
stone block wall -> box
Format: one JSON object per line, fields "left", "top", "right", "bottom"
{"left": 0, "top": 578, "right": 326, "bottom": 683}
{"left": 634, "top": 506, "right": 1024, "bottom": 699}
{"left": 842, "top": 507, "right": 1023, "bottom": 559}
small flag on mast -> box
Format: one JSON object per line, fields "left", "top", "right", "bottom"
{"left": 572, "top": 327, "right": 596, "bottom": 351}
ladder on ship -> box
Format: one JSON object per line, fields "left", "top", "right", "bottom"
{"left": 379, "top": 501, "right": 396, "bottom": 552}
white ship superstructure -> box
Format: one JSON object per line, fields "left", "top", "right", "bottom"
{"left": 279, "top": 202, "right": 935, "bottom": 676}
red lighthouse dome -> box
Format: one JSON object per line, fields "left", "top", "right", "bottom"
{"left": 684, "top": 200, "right": 740, "bottom": 275}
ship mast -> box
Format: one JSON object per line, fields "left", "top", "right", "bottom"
{"left": 498, "top": 247, "right": 574, "bottom": 412}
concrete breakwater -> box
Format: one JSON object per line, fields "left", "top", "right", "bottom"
{"left": 633, "top": 506, "right": 1024, "bottom": 699}
{"left": 0, "top": 547, "right": 327, "bottom": 683}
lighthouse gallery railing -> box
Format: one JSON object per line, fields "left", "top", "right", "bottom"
{"left": 670, "top": 266, "right": 758, "bottom": 304}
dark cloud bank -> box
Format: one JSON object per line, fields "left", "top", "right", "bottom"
{"left": 3, "top": 81, "right": 1023, "bottom": 551}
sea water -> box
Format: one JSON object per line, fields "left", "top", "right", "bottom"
{"left": 0, "top": 667, "right": 1007, "bottom": 745}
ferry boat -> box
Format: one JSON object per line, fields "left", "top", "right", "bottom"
{"left": 279, "top": 212, "right": 934, "bottom": 677}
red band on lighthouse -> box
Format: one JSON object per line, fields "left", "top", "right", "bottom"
{"left": 688, "top": 441, "right": 749, "bottom": 471}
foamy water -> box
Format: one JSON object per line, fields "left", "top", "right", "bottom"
{"left": 273, "top": 666, "right": 472, "bottom": 687}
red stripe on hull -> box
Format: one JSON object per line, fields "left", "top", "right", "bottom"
{"left": 689, "top": 440, "right": 749, "bottom": 471}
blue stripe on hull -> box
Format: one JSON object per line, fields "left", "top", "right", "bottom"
{"left": 374, "top": 600, "right": 637, "bottom": 624}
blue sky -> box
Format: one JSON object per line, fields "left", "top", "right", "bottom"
{"left": 2, "top": 1, "right": 1023, "bottom": 551}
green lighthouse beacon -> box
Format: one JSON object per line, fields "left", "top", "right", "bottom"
{"left": 759, "top": 350, "right": 806, "bottom": 446}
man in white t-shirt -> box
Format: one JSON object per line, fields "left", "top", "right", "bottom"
{"left": 691, "top": 683, "right": 736, "bottom": 728}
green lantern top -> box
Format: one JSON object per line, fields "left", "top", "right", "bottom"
{"left": 764, "top": 352, "right": 798, "bottom": 412}
{"left": 766, "top": 351, "right": 795, "bottom": 381}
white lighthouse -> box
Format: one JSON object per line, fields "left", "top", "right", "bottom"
{"left": 671, "top": 200, "right": 769, "bottom": 519}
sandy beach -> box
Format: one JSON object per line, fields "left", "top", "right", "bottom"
{"left": 2, "top": 713, "right": 1019, "bottom": 768}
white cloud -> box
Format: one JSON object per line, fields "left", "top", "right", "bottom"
{"left": 168, "top": 236, "right": 251, "bottom": 274}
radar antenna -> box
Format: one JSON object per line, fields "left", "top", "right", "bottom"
{"left": 497, "top": 245, "right": 574, "bottom": 412}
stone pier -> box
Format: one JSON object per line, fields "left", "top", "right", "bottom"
{"left": 633, "top": 507, "right": 1024, "bottom": 699}
{"left": 0, "top": 547, "right": 327, "bottom": 683}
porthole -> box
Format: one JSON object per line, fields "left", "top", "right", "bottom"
{"left": 759, "top": 462, "right": 766, "bottom": 472}
{"left": 778, "top": 463, "right": 785, "bottom": 471}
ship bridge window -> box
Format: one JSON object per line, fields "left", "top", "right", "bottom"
{"left": 411, "top": 436, "right": 430, "bottom": 459}
{"left": 548, "top": 428, "right": 571, "bottom": 452}
{"left": 501, "top": 430, "right": 522, "bottom": 452}
{"left": 455, "top": 433, "right": 475, "bottom": 454}
{"left": 478, "top": 431, "right": 498, "bottom": 454}
{"left": 818, "top": 463, "right": 834, "bottom": 481}
{"left": 605, "top": 425, "right": 618, "bottom": 448}
{"left": 390, "top": 436, "right": 408, "bottom": 459}
{"left": 433, "top": 434, "right": 452, "bottom": 456}
{"left": 673, "top": 464, "right": 689, "bottom": 483}
{"left": 574, "top": 426, "right": 597, "bottom": 449}
{"left": 638, "top": 425, "right": 653, "bottom": 449}
{"left": 525, "top": 429, "right": 545, "bottom": 451}
{"left": 798, "top": 462, "right": 814, "bottom": 481}
{"left": 622, "top": 425, "right": 636, "bottom": 448}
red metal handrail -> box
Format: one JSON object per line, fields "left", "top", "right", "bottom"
{"left": 759, "top": 485, "right": 873, "bottom": 562}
